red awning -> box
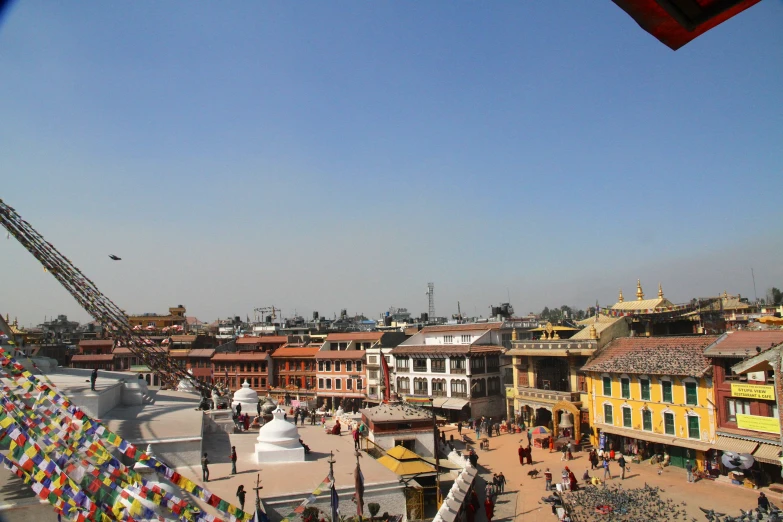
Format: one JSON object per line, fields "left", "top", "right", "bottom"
{"left": 612, "top": 0, "right": 762, "bottom": 50}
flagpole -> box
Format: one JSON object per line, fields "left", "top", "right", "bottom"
{"left": 329, "top": 451, "right": 338, "bottom": 522}
{"left": 253, "top": 473, "right": 263, "bottom": 520}
{"left": 431, "top": 396, "right": 442, "bottom": 508}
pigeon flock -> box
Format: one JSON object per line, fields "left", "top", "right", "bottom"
{"left": 699, "top": 505, "right": 782, "bottom": 522}
{"left": 562, "top": 483, "right": 689, "bottom": 521}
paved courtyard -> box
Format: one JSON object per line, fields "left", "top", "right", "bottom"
{"left": 440, "top": 423, "right": 782, "bottom": 522}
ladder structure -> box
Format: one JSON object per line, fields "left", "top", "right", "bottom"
{"left": 0, "top": 198, "right": 216, "bottom": 395}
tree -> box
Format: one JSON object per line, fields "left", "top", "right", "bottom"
{"left": 770, "top": 287, "right": 783, "bottom": 306}
{"left": 368, "top": 503, "right": 381, "bottom": 522}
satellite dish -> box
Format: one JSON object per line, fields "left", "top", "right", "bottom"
{"left": 721, "top": 451, "right": 755, "bottom": 470}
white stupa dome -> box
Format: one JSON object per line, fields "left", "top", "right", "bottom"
{"left": 114, "top": 444, "right": 178, "bottom": 521}
{"left": 232, "top": 380, "right": 260, "bottom": 411}
{"left": 254, "top": 406, "right": 304, "bottom": 462}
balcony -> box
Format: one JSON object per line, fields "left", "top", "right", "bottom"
{"left": 516, "top": 387, "right": 581, "bottom": 404}
{"left": 396, "top": 367, "right": 410, "bottom": 373}
{"left": 450, "top": 367, "right": 466, "bottom": 374}
{"left": 451, "top": 391, "right": 468, "bottom": 398}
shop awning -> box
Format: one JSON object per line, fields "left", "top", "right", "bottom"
{"left": 713, "top": 435, "right": 758, "bottom": 454}
{"left": 596, "top": 423, "right": 713, "bottom": 451}
{"left": 441, "top": 398, "right": 469, "bottom": 410}
{"left": 752, "top": 443, "right": 782, "bottom": 466}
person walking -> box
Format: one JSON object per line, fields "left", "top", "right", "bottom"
{"left": 235, "top": 403, "right": 242, "bottom": 418}
{"left": 257, "top": 400, "right": 262, "bottom": 419}
{"left": 201, "top": 453, "right": 210, "bottom": 482}
{"left": 457, "top": 421, "right": 462, "bottom": 435}
{"left": 243, "top": 413, "right": 250, "bottom": 431}
{"left": 758, "top": 492, "right": 771, "bottom": 511}
{"left": 526, "top": 445, "right": 533, "bottom": 465}
{"left": 518, "top": 444, "right": 525, "bottom": 466}
{"left": 544, "top": 468, "right": 553, "bottom": 491}
{"left": 527, "top": 428, "right": 532, "bottom": 446}
{"left": 484, "top": 496, "right": 494, "bottom": 522}
{"left": 685, "top": 459, "right": 694, "bottom": 483}
{"left": 353, "top": 427, "right": 360, "bottom": 450}
{"left": 618, "top": 454, "right": 627, "bottom": 480}
{"left": 497, "top": 472, "right": 506, "bottom": 493}
{"left": 236, "top": 485, "right": 246, "bottom": 512}
{"left": 603, "top": 458, "right": 611, "bottom": 481}
{"left": 230, "top": 446, "right": 237, "bottom": 475}
{"left": 589, "top": 450, "right": 598, "bottom": 470}
{"left": 90, "top": 368, "right": 98, "bottom": 391}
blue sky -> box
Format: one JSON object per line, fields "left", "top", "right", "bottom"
{"left": 2, "top": 2, "right": 782, "bottom": 326}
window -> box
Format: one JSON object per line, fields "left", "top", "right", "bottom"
{"left": 687, "top": 415, "right": 700, "bottom": 439}
{"left": 325, "top": 361, "right": 332, "bottom": 372}
{"left": 254, "top": 363, "right": 259, "bottom": 372}
{"left": 685, "top": 382, "right": 698, "bottom": 405}
{"left": 621, "top": 378, "right": 630, "bottom": 399}
{"left": 414, "top": 378, "right": 428, "bottom": 395}
{"left": 254, "top": 377, "right": 259, "bottom": 388}
{"left": 347, "top": 379, "right": 353, "bottom": 390}
{"left": 356, "top": 361, "right": 362, "bottom": 372}
{"left": 664, "top": 412, "right": 675, "bottom": 435}
{"left": 356, "top": 378, "right": 362, "bottom": 390}
{"left": 326, "top": 379, "right": 332, "bottom": 390}
{"left": 368, "top": 356, "right": 377, "bottom": 364}
{"left": 318, "top": 378, "right": 324, "bottom": 389}
{"left": 487, "top": 356, "right": 500, "bottom": 373}
{"left": 319, "top": 361, "right": 324, "bottom": 372}
{"left": 261, "top": 378, "right": 266, "bottom": 388}
{"left": 451, "top": 379, "right": 467, "bottom": 397}
{"left": 604, "top": 404, "right": 613, "bottom": 425}
{"left": 261, "top": 362, "right": 267, "bottom": 372}
{"left": 444, "top": 335, "right": 453, "bottom": 344}
{"left": 461, "top": 335, "right": 471, "bottom": 344}
{"left": 346, "top": 361, "right": 353, "bottom": 372}
{"left": 726, "top": 398, "right": 751, "bottom": 422}
{"left": 488, "top": 377, "right": 501, "bottom": 396}
{"left": 470, "top": 357, "right": 485, "bottom": 374}
{"left": 602, "top": 376, "right": 612, "bottom": 396}
{"left": 413, "top": 359, "right": 427, "bottom": 372}
{"left": 662, "top": 380, "right": 673, "bottom": 403}
{"left": 397, "top": 377, "right": 410, "bottom": 392}
{"left": 431, "top": 359, "right": 446, "bottom": 373}
{"left": 640, "top": 379, "right": 650, "bottom": 401}
{"left": 369, "top": 370, "right": 379, "bottom": 379}
{"left": 335, "top": 379, "right": 342, "bottom": 390}
{"left": 432, "top": 379, "right": 446, "bottom": 396}
{"left": 450, "top": 358, "right": 466, "bottom": 373}
{"left": 334, "top": 361, "right": 341, "bottom": 372}
{"left": 623, "top": 407, "right": 632, "bottom": 428}
{"left": 472, "top": 379, "right": 486, "bottom": 398}
{"left": 396, "top": 357, "right": 410, "bottom": 371}
{"left": 642, "top": 409, "right": 652, "bottom": 431}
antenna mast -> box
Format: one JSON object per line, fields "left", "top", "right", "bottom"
{"left": 426, "top": 282, "right": 435, "bottom": 322}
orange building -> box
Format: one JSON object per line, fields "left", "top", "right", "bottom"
{"left": 128, "top": 305, "right": 188, "bottom": 333}
{"left": 71, "top": 339, "right": 115, "bottom": 370}
{"left": 315, "top": 333, "right": 377, "bottom": 412}
{"left": 270, "top": 345, "right": 320, "bottom": 403}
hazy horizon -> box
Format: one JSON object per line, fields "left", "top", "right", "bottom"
{"left": 2, "top": 2, "right": 782, "bottom": 328}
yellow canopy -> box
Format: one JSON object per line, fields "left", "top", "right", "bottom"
{"left": 758, "top": 316, "right": 783, "bottom": 324}
{"left": 386, "top": 445, "right": 422, "bottom": 461}
{"left": 377, "top": 455, "right": 436, "bottom": 476}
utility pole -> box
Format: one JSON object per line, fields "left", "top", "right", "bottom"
{"left": 752, "top": 267, "right": 758, "bottom": 303}
{"left": 253, "top": 473, "right": 263, "bottom": 517}
{"left": 431, "top": 397, "right": 441, "bottom": 508}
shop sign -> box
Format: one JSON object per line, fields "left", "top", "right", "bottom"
{"left": 731, "top": 383, "right": 775, "bottom": 401}
{"left": 506, "top": 387, "right": 517, "bottom": 398}
{"left": 736, "top": 413, "right": 781, "bottom": 434}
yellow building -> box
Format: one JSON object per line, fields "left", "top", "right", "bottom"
{"left": 582, "top": 335, "right": 720, "bottom": 470}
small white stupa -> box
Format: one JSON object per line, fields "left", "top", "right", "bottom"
{"left": 177, "top": 369, "right": 198, "bottom": 394}
{"left": 113, "top": 444, "right": 179, "bottom": 521}
{"left": 232, "top": 380, "right": 260, "bottom": 413}
{"left": 255, "top": 406, "right": 304, "bottom": 463}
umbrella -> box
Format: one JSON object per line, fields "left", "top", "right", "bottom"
{"left": 530, "top": 426, "right": 550, "bottom": 435}
{"left": 721, "top": 451, "right": 755, "bottom": 470}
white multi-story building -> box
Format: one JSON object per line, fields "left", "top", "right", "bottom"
{"left": 390, "top": 323, "right": 507, "bottom": 420}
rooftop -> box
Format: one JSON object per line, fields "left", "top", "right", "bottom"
{"left": 271, "top": 346, "right": 321, "bottom": 358}
{"left": 703, "top": 330, "right": 783, "bottom": 358}
{"left": 420, "top": 322, "right": 502, "bottom": 333}
{"left": 326, "top": 332, "right": 384, "bottom": 342}
{"left": 236, "top": 336, "right": 288, "bottom": 345}
{"left": 390, "top": 344, "right": 504, "bottom": 357}
{"left": 360, "top": 402, "right": 434, "bottom": 422}
{"left": 581, "top": 335, "right": 719, "bottom": 376}
{"left": 78, "top": 339, "right": 114, "bottom": 347}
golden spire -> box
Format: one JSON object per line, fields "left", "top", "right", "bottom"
{"left": 589, "top": 324, "right": 597, "bottom": 340}
{"left": 636, "top": 279, "right": 644, "bottom": 301}
{"left": 618, "top": 289, "right": 624, "bottom": 303}
{"left": 658, "top": 283, "right": 664, "bottom": 299}
{"left": 511, "top": 328, "right": 518, "bottom": 341}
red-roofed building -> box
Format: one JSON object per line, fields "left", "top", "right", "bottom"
{"left": 212, "top": 350, "right": 274, "bottom": 394}
{"left": 314, "top": 333, "right": 381, "bottom": 411}
{"left": 270, "top": 345, "right": 321, "bottom": 404}
{"left": 704, "top": 331, "right": 783, "bottom": 478}
{"left": 71, "top": 339, "right": 115, "bottom": 370}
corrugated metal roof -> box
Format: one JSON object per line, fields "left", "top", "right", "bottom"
{"left": 704, "top": 331, "right": 783, "bottom": 357}
{"left": 582, "top": 335, "right": 718, "bottom": 376}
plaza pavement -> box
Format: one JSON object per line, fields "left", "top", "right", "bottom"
{"left": 438, "top": 424, "right": 783, "bottom": 522}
